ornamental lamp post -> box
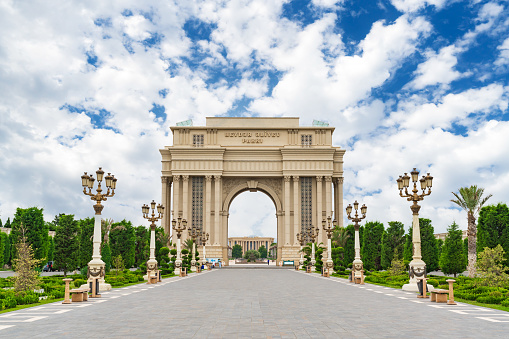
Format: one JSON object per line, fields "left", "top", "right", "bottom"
{"left": 396, "top": 168, "right": 433, "bottom": 292}
{"left": 296, "top": 232, "right": 305, "bottom": 268}
{"left": 81, "top": 167, "right": 117, "bottom": 291}
{"left": 322, "top": 216, "right": 335, "bottom": 275}
{"left": 307, "top": 225, "right": 320, "bottom": 272}
{"left": 188, "top": 225, "right": 200, "bottom": 272}
{"left": 172, "top": 217, "right": 187, "bottom": 275}
{"left": 199, "top": 231, "right": 209, "bottom": 269}
{"left": 142, "top": 200, "right": 164, "bottom": 283}
{"left": 346, "top": 201, "right": 367, "bottom": 284}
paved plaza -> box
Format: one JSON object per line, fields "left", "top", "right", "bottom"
{"left": 1, "top": 269, "right": 508, "bottom": 338}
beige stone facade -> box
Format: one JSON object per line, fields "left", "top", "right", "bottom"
{"left": 229, "top": 236, "right": 274, "bottom": 255}
{"left": 160, "top": 117, "right": 345, "bottom": 265}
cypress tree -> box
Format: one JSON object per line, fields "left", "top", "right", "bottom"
{"left": 5, "top": 233, "right": 12, "bottom": 266}
{"left": 47, "top": 236, "right": 54, "bottom": 262}
{"left": 0, "top": 218, "right": 2, "bottom": 228}
{"left": 419, "top": 218, "right": 439, "bottom": 272}
{"left": 4, "top": 218, "right": 11, "bottom": 228}
{"left": 134, "top": 226, "right": 149, "bottom": 266}
{"left": 101, "top": 242, "right": 112, "bottom": 272}
{"left": 0, "top": 232, "right": 5, "bottom": 266}
{"left": 343, "top": 224, "right": 355, "bottom": 267}
{"left": 109, "top": 220, "right": 136, "bottom": 268}
{"left": 54, "top": 214, "right": 80, "bottom": 276}
{"left": 78, "top": 218, "right": 94, "bottom": 267}
{"left": 439, "top": 222, "right": 467, "bottom": 277}
{"left": 361, "top": 221, "right": 384, "bottom": 271}
{"left": 403, "top": 226, "right": 413, "bottom": 263}
{"left": 477, "top": 203, "right": 509, "bottom": 264}
{"left": 380, "top": 221, "right": 405, "bottom": 270}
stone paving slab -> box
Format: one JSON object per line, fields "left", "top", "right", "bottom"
{"left": 0, "top": 269, "right": 508, "bottom": 338}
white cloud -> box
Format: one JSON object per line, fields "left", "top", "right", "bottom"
{"left": 410, "top": 45, "right": 465, "bottom": 89}
{"left": 495, "top": 37, "right": 509, "bottom": 66}
{"left": 390, "top": 0, "right": 447, "bottom": 13}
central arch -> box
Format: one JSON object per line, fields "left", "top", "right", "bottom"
{"left": 223, "top": 180, "right": 282, "bottom": 261}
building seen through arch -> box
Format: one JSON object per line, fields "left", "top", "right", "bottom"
{"left": 160, "top": 117, "right": 345, "bottom": 265}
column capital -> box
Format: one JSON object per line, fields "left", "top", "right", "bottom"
{"left": 174, "top": 175, "right": 181, "bottom": 182}
{"left": 214, "top": 175, "right": 221, "bottom": 181}
{"left": 161, "top": 176, "right": 168, "bottom": 183}
{"left": 284, "top": 175, "right": 291, "bottom": 182}
{"left": 293, "top": 176, "right": 299, "bottom": 182}
{"left": 182, "top": 175, "right": 189, "bottom": 181}
{"left": 325, "top": 176, "right": 332, "bottom": 182}
{"left": 316, "top": 176, "right": 323, "bottom": 182}
{"left": 205, "top": 175, "right": 212, "bottom": 182}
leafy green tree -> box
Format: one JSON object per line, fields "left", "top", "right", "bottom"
{"left": 361, "top": 221, "right": 384, "bottom": 270}
{"left": 477, "top": 203, "right": 509, "bottom": 265}
{"left": 419, "top": 218, "right": 439, "bottom": 272}
{"left": 231, "top": 244, "right": 242, "bottom": 258}
{"left": 101, "top": 242, "right": 112, "bottom": 272}
{"left": 403, "top": 227, "right": 413, "bottom": 263}
{"left": 155, "top": 226, "right": 169, "bottom": 250}
{"left": 258, "top": 245, "right": 267, "bottom": 259}
{"left": 78, "top": 218, "right": 94, "bottom": 267}
{"left": 436, "top": 239, "right": 444, "bottom": 261}
{"left": 380, "top": 221, "right": 405, "bottom": 270}
{"left": 11, "top": 207, "right": 49, "bottom": 265}
{"left": 451, "top": 185, "right": 492, "bottom": 277}
{"left": 54, "top": 214, "right": 80, "bottom": 276}
{"left": 476, "top": 245, "right": 509, "bottom": 287}
{"left": 47, "top": 236, "right": 54, "bottom": 262}
{"left": 244, "top": 249, "right": 260, "bottom": 261}
{"left": 109, "top": 220, "right": 136, "bottom": 268}
{"left": 112, "top": 254, "right": 124, "bottom": 275}
{"left": 439, "top": 222, "right": 467, "bottom": 277}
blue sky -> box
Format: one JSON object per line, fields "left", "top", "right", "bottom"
{"left": 0, "top": 0, "right": 508, "bottom": 239}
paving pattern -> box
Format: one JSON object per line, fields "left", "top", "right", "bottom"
{"left": 1, "top": 269, "right": 509, "bottom": 338}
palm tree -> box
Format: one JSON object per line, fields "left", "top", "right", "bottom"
{"left": 332, "top": 226, "right": 350, "bottom": 248}
{"left": 451, "top": 185, "right": 492, "bottom": 277}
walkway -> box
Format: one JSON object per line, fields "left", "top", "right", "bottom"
{"left": 1, "top": 269, "right": 508, "bottom": 338}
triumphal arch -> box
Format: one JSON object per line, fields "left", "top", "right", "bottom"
{"left": 160, "top": 117, "right": 345, "bottom": 264}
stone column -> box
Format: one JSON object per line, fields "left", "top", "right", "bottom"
{"left": 338, "top": 177, "right": 344, "bottom": 227}
{"left": 173, "top": 175, "right": 180, "bottom": 219}
{"left": 402, "top": 204, "right": 426, "bottom": 292}
{"left": 205, "top": 175, "right": 212, "bottom": 244}
{"left": 284, "top": 175, "right": 291, "bottom": 245}
{"left": 182, "top": 175, "right": 189, "bottom": 240}
{"left": 316, "top": 176, "right": 323, "bottom": 242}
{"left": 214, "top": 175, "right": 221, "bottom": 246}
{"left": 325, "top": 177, "right": 332, "bottom": 221}
{"left": 293, "top": 176, "right": 300, "bottom": 246}
{"left": 161, "top": 177, "right": 172, "bottom": 240}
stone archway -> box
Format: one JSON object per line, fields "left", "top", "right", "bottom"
{"left": 160, "top": 117, "right": 345, "bottom": 265}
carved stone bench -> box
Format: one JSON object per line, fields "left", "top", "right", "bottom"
{"left": 69, "top": 288, "right": 89, "bottom": 302}
{"left": 430, "top": 289, "right": 448, "bottom": 303}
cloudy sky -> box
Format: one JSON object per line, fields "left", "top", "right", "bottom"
{"left": 1, "top": 0, "right": 508, "bottom": 240}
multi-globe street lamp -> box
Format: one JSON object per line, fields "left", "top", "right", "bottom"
{"left": 199, "top": 231, "right": 209, "bottom": 270}
{"left": 296, "top": 232, "right": 305, "bottom": 268}
{"left": 142, "top": 200, "right": 164, "bottom": 283}
{"left": 346, "top": 201, "right": 367, "bottom": 284}
{"left": 397, "top": 168, "right": 433, "bottom": 291}
{"left": 188, "top": 225, "right": 200, "bottom": 272}
{"left": 322, "top": 216, "right": 335, "bottom": 275}
{"left": 307, "top": 225, "right": 320, "bottom": 271}
{"left": 81, "top": 167, "right": 117, "bottom": 291}
{"left": 171, "top": 217, "right": 187, "bottom": 275}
